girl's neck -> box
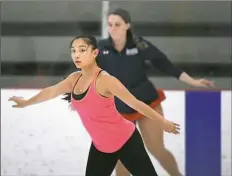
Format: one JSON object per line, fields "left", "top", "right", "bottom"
{"left": 81, "top": 63, "right": 99, "bottom": 77}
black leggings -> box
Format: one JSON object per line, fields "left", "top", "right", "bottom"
{"left": 85, "top": 128, "right": 158, "bottom": 176}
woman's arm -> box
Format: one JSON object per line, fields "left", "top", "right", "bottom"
{"left": 138, "top": 38, "right": 182, "bottom": 78}
{"left": 179, "top": 72, "right": 214, "bottom": 87}
{"left": 138, "top": 38, "right": 214, "bottom": 87}
{"left": 9, "top": 72, "right": 80, "bottom": 108}
{"left": 99, "top": 72, "right": 180, "bottom": 134}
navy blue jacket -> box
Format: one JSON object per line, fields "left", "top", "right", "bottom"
{"left": 98, "top": 37, "right": 183, "bottom": 113}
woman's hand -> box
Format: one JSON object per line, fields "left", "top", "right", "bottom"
{"left": 191, "top": 79, "right": 215, "bottom": 88}
{"left": 179, "top": 72, "right": 215, "bottom": 88}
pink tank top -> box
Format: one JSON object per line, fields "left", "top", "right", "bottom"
{"left": 71, "top": 70, "right": 135, "bottom": 153}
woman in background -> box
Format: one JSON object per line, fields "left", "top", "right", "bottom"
{"left": 97, "top": 8, "right": 214, "bottom": 176}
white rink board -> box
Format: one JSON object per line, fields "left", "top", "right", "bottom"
{"left": 1, "top": 89, "right": 231, "bottom": 176}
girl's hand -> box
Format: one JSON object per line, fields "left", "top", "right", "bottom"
{"left": 9, "top": 96, "right": 28, "bottom": 108}
{"left": 162, "top": 119, "right": 180, "bottom": 134}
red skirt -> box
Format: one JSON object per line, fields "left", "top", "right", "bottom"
{"left": 121, "top": 90, "right": 166, "bottom": 121}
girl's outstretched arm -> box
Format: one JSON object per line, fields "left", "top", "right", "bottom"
{"left": 9, "top": 72, "right": 80, "bottom": 108}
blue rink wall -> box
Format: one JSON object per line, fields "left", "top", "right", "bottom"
{"left": 1, "top": 90, "right": 231, "bottom": 176}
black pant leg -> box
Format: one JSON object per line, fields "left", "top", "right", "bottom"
{"left": 118, "top": 129, "right": 158, "bottom": 176}
{"left": 85, "top": 143, "right": 118, "bottom": 176}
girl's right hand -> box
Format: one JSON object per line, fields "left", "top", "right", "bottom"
{"left": 8, "top": 96, "right": 28, "bottom": 108}
{"left": 162, "top": 119, "right": 180, "bottom": 134}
